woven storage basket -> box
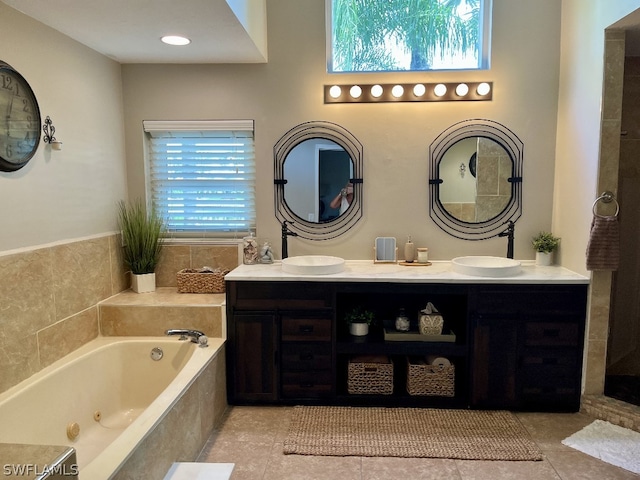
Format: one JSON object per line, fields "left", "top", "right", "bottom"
{"left": 406, "top": 357, "right": 455, "bottom": 397}
{"left": 176, "top": 268, "right": 229, "bottom": 293}
{"left": 348, "top": 355, "right": 393, "bottom": 395}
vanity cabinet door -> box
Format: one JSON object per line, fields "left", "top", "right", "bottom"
{"left": 470, "top": 285, "right": 587, "bottom": 411}
{"left": 471, "top": 314, "right": 520, "bottom": 409}
{"left": 228, "top": 313, "right": 278, "bottom": 403}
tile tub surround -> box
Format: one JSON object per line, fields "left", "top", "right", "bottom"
{"left": 0, "top": 234, "right": 127, "bottom": 394}
{"left": 99, "top": 287, "right": 226, "bottom": 338}
{"left": 0, "top": 237, "right": 239, "bottom": 395}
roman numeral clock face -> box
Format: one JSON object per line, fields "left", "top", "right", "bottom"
{"left": 0, "top": 61, "right": 41, "bottom": 172}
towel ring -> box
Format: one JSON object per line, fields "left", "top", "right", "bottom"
{"left": 592, "top": 191, "right": 619, "bottom": 218}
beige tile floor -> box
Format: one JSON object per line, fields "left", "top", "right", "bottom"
{"left": 197, "top": 406, "right": 640, "bottom": 479}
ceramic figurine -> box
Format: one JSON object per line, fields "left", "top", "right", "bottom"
{"left": 260, "top": 241, "right": 274, "bottom": 264}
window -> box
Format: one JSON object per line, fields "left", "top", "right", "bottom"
{"left": 143, "top": 120, "right": 255, "bottom": 238}
{"left": 327, "top": 0, "right": 491, "bottom": 73}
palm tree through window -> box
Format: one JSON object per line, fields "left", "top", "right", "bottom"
{"left": 328, "top": 0, "right": 490, "bottom": 73}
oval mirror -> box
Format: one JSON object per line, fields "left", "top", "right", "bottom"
{"left": 274, "top": 121, "right": 363, "bottom": 240}
{"left": 429, "top": 119, "right": 523, "bottom": 239}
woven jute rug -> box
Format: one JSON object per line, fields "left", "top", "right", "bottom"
{"left": 283, "top": 406, "right": 543, "bottom": 461}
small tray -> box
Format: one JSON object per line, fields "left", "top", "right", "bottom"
{"left": 398, "top": 261, "right": 432, "bottom": 266}
{"left": 383, "top": 328, "right": 456, "bottom": 342}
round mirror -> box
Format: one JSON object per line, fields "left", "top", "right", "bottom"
{"left": 274, "top": 121, "right": 363, "bottom": 240}
{"left": 429, "top": 119, "right": 523, "bottom": 239}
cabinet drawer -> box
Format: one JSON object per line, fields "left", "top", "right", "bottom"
{"left": 525, "top": 323, "right": 579, "bottom": 347}
{"left": 230, "top": 281, "right": 333, "bottom": 310}
{"left": 475, "top": 286, "right": 587, "bottom": 315}
{"left": 282, "top": 343, "right": 332, "bottom": 371}
{"left": 282, "top": 371, "right": 333, "bottom": 398}
{"left": 282, "top": 317, "right": 331, "bottom": 341}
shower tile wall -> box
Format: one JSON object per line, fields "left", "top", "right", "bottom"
{"left": 607, "top": 55, "right": 640, "bottom": 376}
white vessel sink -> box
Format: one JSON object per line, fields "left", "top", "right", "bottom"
{"left": 281, "top": 255, "right": 345, "bottom": 275}
{"left": 451, "top": 256, "right": 521, "bottom": 277}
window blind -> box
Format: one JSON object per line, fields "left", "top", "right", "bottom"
{"left": 143, "top": 120, "right": 255, "bottom": 237}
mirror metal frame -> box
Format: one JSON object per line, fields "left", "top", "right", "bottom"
{"left": 274, "top": 121, "right": 363, "bottom": 240}
{"left": 429, "top": 119, "right": 523, "bottom": 240}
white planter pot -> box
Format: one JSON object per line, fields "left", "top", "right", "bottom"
{"left": 535, "top": 251, "right": 553, "bottom": 266}
{"left": 349, "top": 323, "right": 369, "bottom": 336}
{"left": 131, "top": 273, "right": 156, "bottom": 293}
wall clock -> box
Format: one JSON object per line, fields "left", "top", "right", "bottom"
{"left": 0, "top": 61, "right": 41, "bottom": 172}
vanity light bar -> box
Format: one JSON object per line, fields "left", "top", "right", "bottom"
{"left": 324, "top": 82, "right": 492, "bottom": 103}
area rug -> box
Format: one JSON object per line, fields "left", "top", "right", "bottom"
{"left": 561, "top": 420, "right": 640, "bottom": 474}
{"left": 283, "top": 406, "right": 542, "bottom": 461}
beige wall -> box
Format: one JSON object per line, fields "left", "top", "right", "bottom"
{"left": 554, "top": 0, "right": 640, "bottom": 276}
{"left": 0, "top": 3, "right": 127, "bottom": 252}
{"left": 122, "top": 0, "right": 562, "bottom": 260}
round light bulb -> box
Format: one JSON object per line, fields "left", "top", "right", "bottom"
{"left": 391, "top": 85, "right": 404, "bottom": 98}
{"left": 370, "top": 84, "right": 383, "bottom": 98}
{"left": 477, "top": 82, "right": 491, "bottom": 96}
{"left": 456, "top": 83, "right": 469, "bottom": 96}
{"left": 329, "top": 85, "right": 342, "bottom": 99}
{"left": 413, "top": 84, "right": 426, "bottom": 97}
{"left": 349, "top": 85, "right": 362, "bottom": 99}
{"left": 434, "top": 83, "right": 447, "bottom": 97}
{"left": 161, "top": 35, "right": 191, "bottom": 46}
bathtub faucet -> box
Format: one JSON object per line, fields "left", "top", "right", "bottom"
{"left": 165, "top": 329, "right": 208, "bottom": 347}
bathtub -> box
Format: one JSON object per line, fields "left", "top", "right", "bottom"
{"left": 0, "top": 336, "right": 226, "bottom": 480}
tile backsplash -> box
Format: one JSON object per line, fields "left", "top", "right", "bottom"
{"left": 0, "top": 235, "right": 239, "bottom": 394}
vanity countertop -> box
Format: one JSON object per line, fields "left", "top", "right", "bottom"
{"left": 225, "top": 260, "right": 590, "bottom": 284}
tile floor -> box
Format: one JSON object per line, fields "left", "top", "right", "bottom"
{"left": 197, "top": 406, "right": 640, "bottom": 479}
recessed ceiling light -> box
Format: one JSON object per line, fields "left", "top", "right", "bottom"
{"left": 161, "top": 35, "right": 191, "bottom": 46}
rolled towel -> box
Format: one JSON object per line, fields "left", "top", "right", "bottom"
{"left": 586, "top": 215, "right": 620, "bottom": 271}
{"left": 425, "top": 355, "right": 451, "bottom": 370}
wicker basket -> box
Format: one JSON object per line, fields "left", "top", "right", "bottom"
{"left": 348, "top": 355, "right": 393, "bottom": 395}
{"left": 176, "top": 268, "right": 229, "bottom": 293}
{"left": 406, "top": 357, "right": 455, "bottom": 397}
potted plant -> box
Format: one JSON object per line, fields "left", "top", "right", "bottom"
{"left": 532, "top": 231, "right": 560, "bottom": 266}
{"left": 117, "top": 199, "right": 166, "bottom": 293}
{"left": 345, "top": 306, "right": 375, "bottom": 336}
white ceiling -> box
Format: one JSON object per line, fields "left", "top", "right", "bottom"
{"left": 1, "top": 0, "right": 268, "bottom": 64}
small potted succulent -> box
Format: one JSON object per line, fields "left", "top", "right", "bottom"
{"left": 532, "top": 231, "right": 560, "bottom": 266}
{"left": 345, "top": 306, "right": 375, "bottom": 336}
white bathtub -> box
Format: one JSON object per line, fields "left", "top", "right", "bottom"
{"left": 0, "top": 336, "right": 226, "bottom": 479}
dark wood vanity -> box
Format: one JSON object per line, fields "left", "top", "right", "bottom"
{"left": 226, "top": 267, "right": 588, "bottom": 412}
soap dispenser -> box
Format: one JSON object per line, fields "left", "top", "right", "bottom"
{"left": 404, "top": 235, "right": 415, "bottom": 263}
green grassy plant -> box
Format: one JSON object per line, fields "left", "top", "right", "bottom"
{"left": 117, "top": 199, "right": 166, "bottom": 274}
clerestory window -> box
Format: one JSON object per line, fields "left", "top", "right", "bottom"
{"left": 143, "top": 120, "right": 256, "bottom": 238}
{"left": 327, "top": 0, "right": 491, "bottom": 73}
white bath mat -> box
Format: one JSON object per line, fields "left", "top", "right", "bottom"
{"left": 561, "top": 420, "right": 640, "bottom": 474}
{"left": 163, "top": 462, "right": 234, "bottom": 480}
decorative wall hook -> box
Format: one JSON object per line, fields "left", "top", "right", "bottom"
{"left": 43, "top": 116, "right": 62, "bottom": 150}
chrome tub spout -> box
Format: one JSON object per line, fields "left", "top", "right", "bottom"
{"left": 165, "top": 329, "right": 208, "bottom": 347}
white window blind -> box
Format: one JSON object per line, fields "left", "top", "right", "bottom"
{"left": 143, "top": 120, "right": 255, "bottom": 237}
